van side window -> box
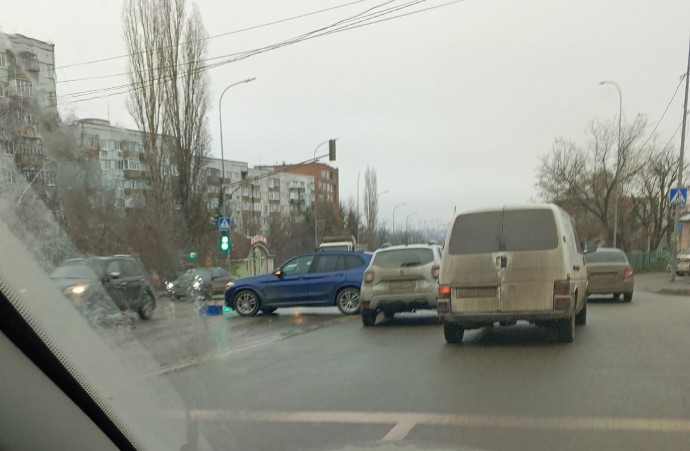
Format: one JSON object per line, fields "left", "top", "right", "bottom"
{"left": 569, "top": 217, "right": 584, "bottom": 254}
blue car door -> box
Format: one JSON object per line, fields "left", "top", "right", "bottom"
{"left": 262, "top": 255, "right": 315, "bottom": 305}
{"left": 300, "top": 254, "right": 344, "bottom": 305}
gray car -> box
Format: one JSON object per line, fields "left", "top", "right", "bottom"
{"left": 360, "top": 244, "right": 442, "bottom": 326}
{"left": 585, "top": 248, "right": 634, "bottom": 302}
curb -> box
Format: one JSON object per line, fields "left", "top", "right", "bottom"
{"left": 658, "top": 288, "right": 690, "bottom": 296}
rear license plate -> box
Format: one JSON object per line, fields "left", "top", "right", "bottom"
{"left": 389, "top": 281, "right": 416, "bottom": 290}
{"left": 455, "top": 287, "right": 496, "bottom": 298}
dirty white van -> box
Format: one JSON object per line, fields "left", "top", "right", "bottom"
{"left": 437, "top": 204, "right": 587, "bottom": 344}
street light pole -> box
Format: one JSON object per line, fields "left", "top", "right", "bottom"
{"left": 405, "top": 211, "right": 418, "bottom": 243}
{"left": 599, "top": 80, "right": 623, "bottom": 248}
{"left": 392, "top": 202, "right": 407, "bottom": 238}
{"left": 312, "top": 139, "right": 337, "bottom": 249}
{"left": 356, "top": 171, "right": 361, "bottom": 244}
{"left": 218, "top": 77, "right": 255, "bottom": 217}
{"left": 670, "top": 40, "right": 690, "bottom": 282}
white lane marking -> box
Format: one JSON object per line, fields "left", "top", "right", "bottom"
{"left": 170, "top": 409, "right": 690, "bottom": 439}
{"left": 382, "top": 419, "right": 417, "bottom": 441}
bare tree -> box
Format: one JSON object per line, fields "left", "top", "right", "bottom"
{"left": 123, "top": 0, "right": 212, "bottom": 274}
{"left": 536, "top": 115, "right": 649, "bottom": 247}
{"left": 363, "top": 166, "right": 378, "bottom": 249}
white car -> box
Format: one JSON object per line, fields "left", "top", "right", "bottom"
{"left": 360, "top": 244, "right": 442, "bottom": 326}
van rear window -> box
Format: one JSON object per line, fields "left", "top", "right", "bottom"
{"left": 449, "top": 209, "right": 558, "bottom": 255}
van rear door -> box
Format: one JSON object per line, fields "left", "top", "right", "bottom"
{"left": 499, "top": 208, "right": 561, "bottom": 312}
{"left": 447, "top": 211, "right": 503, "bottom": 313}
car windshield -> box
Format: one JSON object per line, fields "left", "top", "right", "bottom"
{"left": 373, "top": 248, "right": 434, "bottom": 268}
{"left": 2, "top": 1, "right": 689, "bottom": 450}
{"left": 50, "top": 264, "right": 101, "bottom": 280}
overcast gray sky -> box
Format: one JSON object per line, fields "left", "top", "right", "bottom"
{"left": 3, "top": 0, "right": 689, "bottom": 229}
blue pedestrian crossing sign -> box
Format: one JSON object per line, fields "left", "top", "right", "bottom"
{"left": 217, "top": 216, "right": 232, "bottom": 231}
{"left": 669, "top": 187, "right": 688, "bottom": 206}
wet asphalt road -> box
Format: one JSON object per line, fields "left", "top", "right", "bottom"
{"left": 127, "top": 285, "right": 690, "bottom": 451}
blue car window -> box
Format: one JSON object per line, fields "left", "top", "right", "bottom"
{"left": 313, "top": 254, "right": 339, "bottom": 273}
{"left": 281, "top": 255, "right": 315, "bottom": 276}
{"left": 338, "top": 255, "right": 364, "bottom": 270}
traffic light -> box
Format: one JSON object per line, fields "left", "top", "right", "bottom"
{"left": 220, "top": 231, "right": 231, "bottom": 253}
{"left": 188, "top": 251, "right": 197, "bottom": 261}
{"left": 328, "top": 139, "right": 336, "bottom": 161}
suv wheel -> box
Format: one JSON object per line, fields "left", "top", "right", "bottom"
{"left": 336, "top": 288, "right": 361, "bottom": 315}
{"left": 234, "top": 290, "right": 260, "bottom": 316}
{"left": 138, "top": 292, "right": 155, "bottom": 321}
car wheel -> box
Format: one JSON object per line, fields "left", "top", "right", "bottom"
{"left": 444, "top": 322, "right": 464, "bottom": 344}
{"left": 623, "top": 292, "right": 633, "bottom": 303}
{"left": 613, "top": 292, "right": 621, "bottom": 301}
{"left": 261, "top": 307, "right": 277, "bottom": 314}
{"left": 384, "top": 311, "right": 395, "bottom": 319}
{"left": 234, "top": 290, "right": 260, "bottom": 317}
{"left": 138, "top": 292, "right": 155, "bottom": 321}
{"left": 362, "top": 309, "right": 376, "bottom": 327}
{"left": 556, "top": 311, "right": 575, "bottom": 343}
{"left": 336, "top": 288, "right": 361, "bottom": 315}
{"left": 575, "top": 298, "right": 587, "bottom": 325}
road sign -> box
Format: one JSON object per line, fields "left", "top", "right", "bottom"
{"left": 217, "top": 216, "right": 232, "bottom": 231}
{"left": 669, "top": 187, "right": 688, "bottom": 206}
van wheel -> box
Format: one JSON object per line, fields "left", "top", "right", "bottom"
{"left": 575, "top": 299, "right": 587, "bottom": 325}
{"left": 556, "top": 312, "right": 575, "bottom": 343}
{"left": 444, "top": 322, "right": 464, "bottom": 344}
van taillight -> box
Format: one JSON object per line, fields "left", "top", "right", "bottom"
{"left": 364, "top": 270, "right": 374, "bottom": 283}
{"left": 624, "top": 266, "right": 634, "bottom": 278}
{"left": 431, "top": 264, "right": 440, "bottom": 279}
{"left": 553, "top": 280, "right": 570, "bottom": 295}
{"left": 438, "top": 284, "right": 451, "bottom": 299}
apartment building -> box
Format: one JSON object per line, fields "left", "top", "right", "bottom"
{"left": 0, "top": 32, "right": 58, "bottom": 207}
{"left": 274, "top": 162, "right": 339, "bottom": 206}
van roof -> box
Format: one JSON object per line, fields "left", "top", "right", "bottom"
{"left": 451, "top": 203, "right": 562, "bottom": 219}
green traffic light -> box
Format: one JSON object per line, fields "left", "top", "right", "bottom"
{"left": 220, "top": 232, "right": 230, "bottom": 252}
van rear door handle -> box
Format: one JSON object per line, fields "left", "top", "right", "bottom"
{"left": 573, "top": 265, "right": 581, "bottom": 271}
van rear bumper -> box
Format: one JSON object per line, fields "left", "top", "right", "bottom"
{"left": 439, "top": 310, "right": 569, "bottom": 328}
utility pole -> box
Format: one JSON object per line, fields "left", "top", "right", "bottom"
{"left": 670, "top": 38, "right": 690, "bottom": 282}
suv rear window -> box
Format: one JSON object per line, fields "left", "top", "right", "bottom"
{"left": 449, "top": 209, "right": 558, "bottom": 255}
{"left": 373, "top": 248, "right": 434, "bottom": 268}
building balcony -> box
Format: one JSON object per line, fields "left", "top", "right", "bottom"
{"left": 207, "top": 176, "right": 221, "bottom": 185}
{"left": 123, "top": 150, "right": 140, "bottom": 160}
{"left": 124, "top": 169, "right": 145, "bottom": 179}
{"left": 124, "top": 188, "right": 146, "bottom": 196}
{"left": 13, "top": 153, "right": 44, "bottom": 167}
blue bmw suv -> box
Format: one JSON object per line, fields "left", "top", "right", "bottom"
{"left": 225, "top": 251, "right": 372, "bottom": 316}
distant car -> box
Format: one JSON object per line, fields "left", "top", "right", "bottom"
{"left": 51, "top": 255, "right": 157, "bottom": 321}
{"left": 166, "top": 267, "right": 234, "bottom": 302}
{"left": 224, "top": 251, "right": 372, "bottom": 316}
{"left": 676, "top": 251, "right": 690, "bottom": 276}
{"left": 585, "top": 247, "right": 634, "bottom": 302}
{"left": 360, "top": 244, "right": 442, "bottom": 326}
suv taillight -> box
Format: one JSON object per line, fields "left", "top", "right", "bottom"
{"left": 438, "top": 284, "right": 451, "bottom": 299}
{"left": 624, "top": 266, "right": 634, "bottom": 278}
{"left": 431, "top": 264, "right": 440, "bottom": 279}
{"left": 364, "top": 270, "right": 374, "bottom": 283}
{"left": 553, "top": 280, "right": 570, "bottom": 295}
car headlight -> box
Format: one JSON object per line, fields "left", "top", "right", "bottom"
{"left": 225, "top": 281, "right": 235, "bottom": 290}
{"left": 65, "top": 284, "right": 89, "bottom": 296}
{"left": 192, "top": 280, "right": 201, "bottom": 289}
{"left": 166, "top": 282, "right": 174, "bottom": 290}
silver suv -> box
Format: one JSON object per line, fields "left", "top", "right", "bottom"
{"left": 360, "top": 244, "right": 442, "bottom": 326}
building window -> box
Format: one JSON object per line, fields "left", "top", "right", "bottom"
{"left": 0, "top": 54, "right": 6, "bottom": 67}
{"left": 0, "top": 84, "right": 4, "bottom": 97}
{"left": 15, "top": 79, "right": 32, "bottom": 97}
{"left": 2, "top": 169, "right": 16, "bottom": 184}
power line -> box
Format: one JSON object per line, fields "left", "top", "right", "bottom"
{"left": 54, "top": 0, "right": 369, "bottom": 70}
{"left": 58, "top": 0, "right": 463, "bottom": 106}
{"left": 640, "top": 73, "right": 686, "bottom": 150}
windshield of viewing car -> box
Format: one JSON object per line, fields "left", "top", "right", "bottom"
{"left": 2, "top": 0, "right": 689, "bottom": 450}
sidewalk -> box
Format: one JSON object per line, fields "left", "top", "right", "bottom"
{"left": 635, "top": 271, "right": 690, "bottom": 296}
